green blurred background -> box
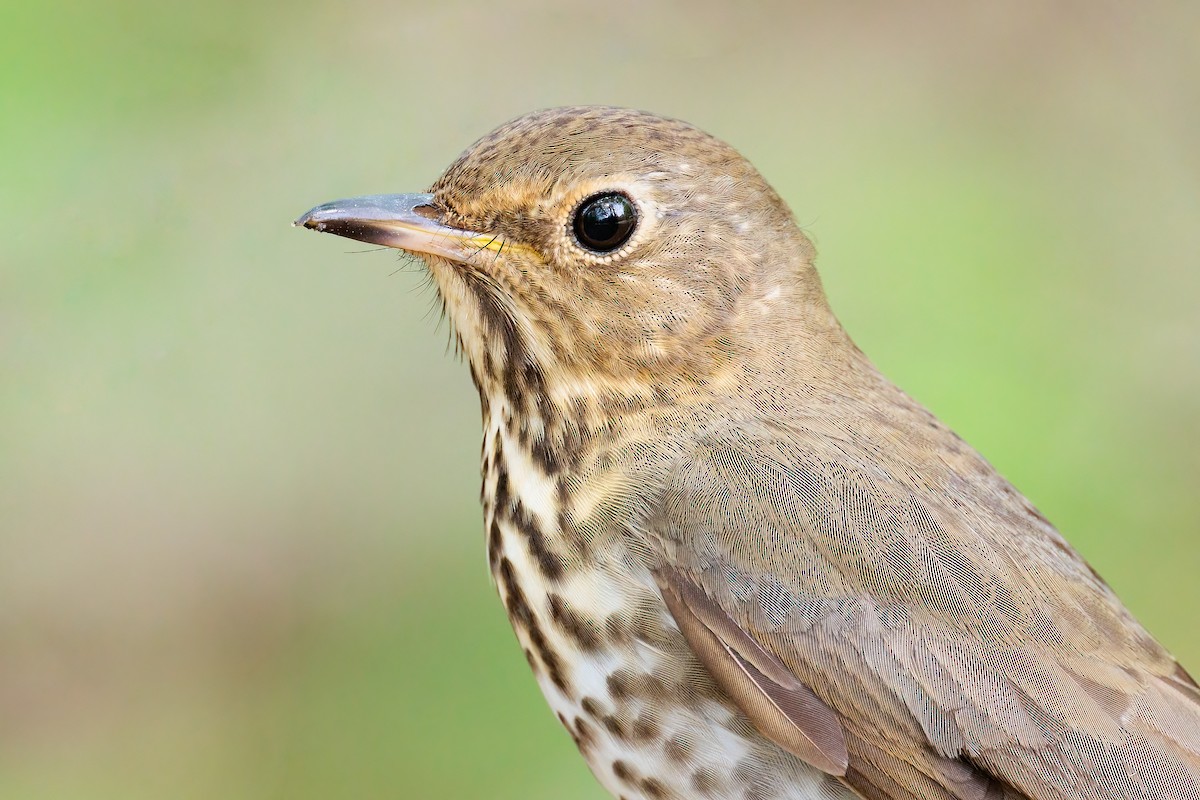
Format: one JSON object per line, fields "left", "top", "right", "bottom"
{"left": 3, "top": 2, "right": 1197, "bottom": 797}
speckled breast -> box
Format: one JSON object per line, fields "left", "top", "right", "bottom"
{"left": 478, "top": 409, "right": 853, "bottom": 800}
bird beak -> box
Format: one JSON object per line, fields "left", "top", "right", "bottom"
{"left": 293, "top": 193, "right": 493, "bottom": 261}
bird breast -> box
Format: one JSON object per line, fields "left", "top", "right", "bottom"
{"left": 479, "top": 404, "right": 857, "bottom": 800}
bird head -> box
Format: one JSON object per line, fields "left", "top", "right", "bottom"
{"left": 297, "top": 106, "right": 840, "bottom": 412}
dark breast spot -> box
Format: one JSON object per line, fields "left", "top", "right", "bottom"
{"left": 527, "top": 620, "right": 569, "bottom": 693}
{"left": 664, "top": 735, "right": 692, "bottom": 764}
{"left": 612, "top": 761, "right": 671, "bottom": 799}
{"left": 497, "top": 558, "right": 534, "bottom": 628}
{"left": 640, "top": 777, "right": 668, "bottom": 799}
{"left": 487, "top": 519, "right": 502, "bottom": 572}
{"left": 506, "top": 499, "right": 565, "bottom": 581}
{"left": 559, "top": 712, "right": 591, "bottom": 751}
{"left": 605, "top": 614, "right": 632, "bottom": 645}
{"left": 573, "top": 716, "right": 596, "bottom": 749}
{"left": 602, "top": 714, "right": 627, "bottom": 739}
{"left": 630, "top": 714, "right": 660, "bottom": 742}
{"left": 497, "top": 557, "right": 569, "bottom": 692}
{"left": 691, "top": 767, "right": 721, "bottom": 796}
{"left": 549, "top": 593, "right": 601, "bottom": 650}
{"left": 606, "top": 670, "right": 631, "bottom": 700}
{"left": 492, "top": 463, "right": 510, "bottom": 510}
{"left": 529, "top": 432, "right": 564, "bottom": 475}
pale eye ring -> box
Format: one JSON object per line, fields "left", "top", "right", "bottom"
{"left": 572, "top": 192, "right": 638, "bottom": 253}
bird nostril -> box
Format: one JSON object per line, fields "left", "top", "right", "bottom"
{"left": 412, "top": 203, "right": 441, "bottom": 221}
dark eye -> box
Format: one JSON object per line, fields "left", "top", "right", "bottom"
{"left": 572, "top": 193, "right": 638, "bottom": 253}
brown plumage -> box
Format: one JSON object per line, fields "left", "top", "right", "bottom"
{"left": 296, "top": 106, "right": 1199, "bottom": 800}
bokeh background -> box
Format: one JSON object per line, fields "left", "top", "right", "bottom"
{"left": 3, "top": 2, "right": 1198, "bottom": 797}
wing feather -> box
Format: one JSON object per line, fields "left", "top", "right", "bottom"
{"left": 648, "top": 420, "right": 1200, "bottom": 799}
{"left": 656, "top": 565, "right": 849, "bottom": 776}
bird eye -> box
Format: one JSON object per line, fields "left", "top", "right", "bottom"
{"left": 572, "top": 193, "right": 637, "bottom": 253}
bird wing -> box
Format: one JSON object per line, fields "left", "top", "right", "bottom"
{"left": 646, "top": 421, "right": 1200, "bottom": 800}
{"left": 657, "top": 562, "right": 850, "bottom": 776}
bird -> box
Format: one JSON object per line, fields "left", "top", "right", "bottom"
{"left": 295, "top": 106, "right": 1199, "bottom": 800}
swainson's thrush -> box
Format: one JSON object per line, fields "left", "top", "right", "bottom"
{"left": 296, "top": 107, "right": 1199, "bottom": 800}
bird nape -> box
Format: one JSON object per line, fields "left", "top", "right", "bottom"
{"left": 296, "top": 106, "right": 1200, "bottom": 800}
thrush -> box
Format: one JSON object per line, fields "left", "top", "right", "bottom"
{"left": 295, "top": 107, "right": 1199, "bottom": 800}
